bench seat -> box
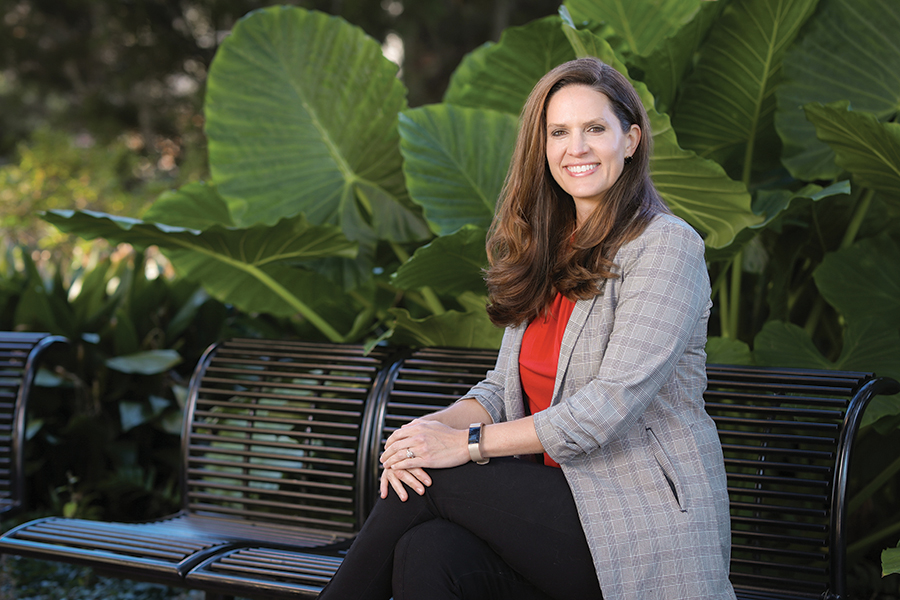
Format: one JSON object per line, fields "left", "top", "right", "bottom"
{"left": 1, "top": 512, "right": 346, "bottom": 582}
{"left": 0, "top": 338, "right": 392, "bottom": 588}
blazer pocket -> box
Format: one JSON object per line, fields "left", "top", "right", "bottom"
{"left": 645, "top": 427, "right": 687, "bottom": 513}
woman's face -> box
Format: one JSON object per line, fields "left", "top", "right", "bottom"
{"left": 545, "top": 84, "right": 640, "bottom": 224}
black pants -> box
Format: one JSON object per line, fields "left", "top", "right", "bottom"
{"left": 316, "top": 458, "right": 603, "bottom": 600}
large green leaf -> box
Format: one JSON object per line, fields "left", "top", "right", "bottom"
{"left": 754, "top": 180, "right": 851, "bottom": 228}
{"left": 391, "top": 225, "right": 488, "bottom": 296}
{"left": 43, "top": 209, "right": 357, "bottom": 341}
{"left": 814, "top": 235, "right": 900, "bottom": 329}
{"left": 388, "top": 292, "right": 502, "bottom": 349}
{"left": 704, "top": 180, "right": 851, "bottom": 265}
{"left": 399, "top": 105, "right": 518, "bottom": 235}
{"left": 649, "top": 122, "right": 760, "bottom": 248}
{"left": 754, "top": 320, "right": 900, "bottom": 430}
{"left": 204, "top": 6, "right": 429, "bottom": 245}
{"left": 754, "top": 319, "right": 900, "bottom": 376}
{"left": 143, "top": 181, "right": 234, "bottom": 229}
{"left": 672, "top": 0, "right": 819, "bottom": 181}
{"left": 706, "top": 336, "right": 754, "bottom": 365}
{"left": 564, "top": 0, "right": 702, "bottom": 56}
{"left": 564, "top": 25, "right": 761, "bottom": 247}
{"left": 443, "top": 16, "right": 576, "bottom": 114}
{"left": 776, "top": 0, "right": 900, "bottom": 181}
{"left": 804, "top": 102, "right": 900, "bottom": 200}
{"left": 755, "top": 239, "right": 900, "bottom": 418}
{"left": 627, "top": 0, "right": 723, "bottom": 113}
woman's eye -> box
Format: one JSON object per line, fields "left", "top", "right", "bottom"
{"left": 550, "top": 129, "right": 565, "bottom": 137}
{"left": 588, "top": 125, "right": 605, "bottom": 133}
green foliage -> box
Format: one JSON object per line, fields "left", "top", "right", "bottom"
{"left": 0, "top": 130, "right": 159, "bottom": 255}
{"left": 44, "top": 200, "right": 358, "bottom": 342}
{"left": 204, "top": 8, "right": 424, "bottom": 240}
{"left": 672, "top": 0, "right": 818, "bottom": 182}
{"left": 886, "top": 544, "right": 900, "bottom": 578}
{"left": 1, "top": 245, "right": 265, "bottom": 522}
{"left": 566, "top": 0, "right": 702, "bottom": 56}
{"left": 391, "top": 225, "right": 489, "bottom": 297}
{"left": 399, "top": 104, "right": 518, "bottom": 235}
{"left": 775, "top": 0, "right": 900, "bottom": 180}
{"left": 40, "top": 2, "right": 900, "bottom": 367}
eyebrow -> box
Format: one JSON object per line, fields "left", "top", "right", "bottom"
{"left": 546, "top": 117, "right": 610, "bottom": 130}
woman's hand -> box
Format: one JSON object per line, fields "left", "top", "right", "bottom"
{"left": 379, "top": 465, "right": 431, "bottom": 501}
{"left": 378, "top": 419, "right": 470, "bottom": 501}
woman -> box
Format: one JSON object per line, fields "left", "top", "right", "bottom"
{"left": 317, "top": 57, "right": 735, "bottom": 600}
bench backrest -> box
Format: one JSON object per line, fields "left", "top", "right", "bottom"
{"left": 371, "top": 347, "right": 898, "bottom": 600}
{"left": 0, "top": 332, "right": 68, "bottom": 517}
{"left": 705, "top": 364, "right": 893, "bottom": 599}
{"left": 182, "top": 338, "right": 392, "bottom": 540}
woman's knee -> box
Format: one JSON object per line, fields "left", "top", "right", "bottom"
{"left": 392, "top": 519, "right": 547, "bottom": 600}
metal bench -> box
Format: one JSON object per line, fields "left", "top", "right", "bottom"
{"left": 185, "top": 346, "right": 501, "bottom": 599}
{"left": 0, "top": 338, "right": 394, "bottom": 594}
{"left": 187, "top": 347, "right": 900, "bottom": 600}
{"left": 2, "top": 341, "right": 898, "bottom": 599}
{"left": 0, "top": 331, "right": 69, "bottom": 519}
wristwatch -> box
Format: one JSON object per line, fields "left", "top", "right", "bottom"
{"left": 467, "top": 423, "right": 489, "bottom": 465}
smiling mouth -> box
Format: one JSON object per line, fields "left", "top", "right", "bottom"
{"left": 566, "top": 163, "right": 598, "bottom": 174}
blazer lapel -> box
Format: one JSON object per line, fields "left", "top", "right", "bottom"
{"left": 550, "top": 294, "right": 599, "bottom": 404}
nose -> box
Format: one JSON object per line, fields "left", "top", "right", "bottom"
{"left": 567, "top": 131, "right": 588, "bottom": 156}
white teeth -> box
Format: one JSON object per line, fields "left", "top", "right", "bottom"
{"left": 566, "top": 164, "right": 597, "bottom": 174}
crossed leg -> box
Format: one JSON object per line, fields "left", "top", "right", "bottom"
{"left": 316, "top": 457, "right": 602, "bottom": 600}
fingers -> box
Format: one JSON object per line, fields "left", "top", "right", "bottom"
{"left": 381, "top": 425, "right": 422, "bottom": 467}
{"left": 380, "top": 441, "right": 418, "bottom": 470}
{"left": 380, "top": 466, "right": 432, "bottom": 501}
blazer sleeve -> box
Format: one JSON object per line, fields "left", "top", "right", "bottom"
{"left": 460, "top": 326, "right": 521, "bottom": 425}
{"left": 533, "top": 217, "right": 711, "bottom": 463}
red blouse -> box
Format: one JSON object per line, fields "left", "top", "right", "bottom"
{"left": 519, "top": 292, "right": 576, "bottom": 468}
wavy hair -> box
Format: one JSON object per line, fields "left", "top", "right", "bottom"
{"left": 484, "top": 57, "right": 670, "bottom": 327}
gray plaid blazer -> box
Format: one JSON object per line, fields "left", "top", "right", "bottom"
{"left": 466, "top": 214, "right": 736, "bottom": 600}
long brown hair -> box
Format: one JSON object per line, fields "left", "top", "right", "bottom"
{"left": 484, "top": 57, "right": 670, "bottom": 327}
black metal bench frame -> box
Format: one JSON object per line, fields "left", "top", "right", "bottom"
{"left": 1, "top": 340, "right": 898, "bottom": 600}
{"left": 0, "top": 338, "right": 394, "bottom": 589}
{"left": 0, "top": 332, "right": 69, "bottom": 520}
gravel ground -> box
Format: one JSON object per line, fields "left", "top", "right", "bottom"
{"left": 0, "top": 556, "right": 207, "bottom": 600}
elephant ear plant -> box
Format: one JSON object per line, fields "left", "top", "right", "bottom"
{"left": 42, "top": 0, "right": 899, "bottom": 583}
{"left": 43, "top": 4, "right": 758, "bottom": 350}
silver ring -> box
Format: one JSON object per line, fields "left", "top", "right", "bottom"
{"left": 406, "top": 448, "right": 415, "bottom": 459}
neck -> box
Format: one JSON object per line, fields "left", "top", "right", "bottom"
{"left": 573, "top": 199, "right": 593, "bottom": 228}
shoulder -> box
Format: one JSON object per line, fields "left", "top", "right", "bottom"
{"left": 615, "top": 213, "right": 706, "bottom": 266}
